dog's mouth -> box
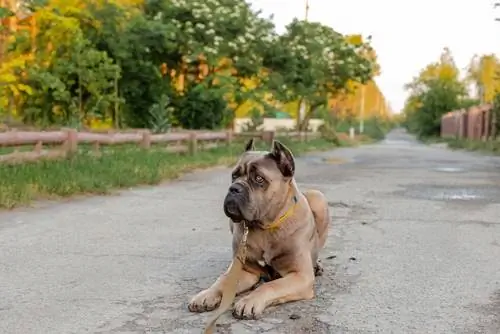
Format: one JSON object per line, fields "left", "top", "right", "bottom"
{"left": 223, "top": 199, "right": 244, "bottom": 222}
{"left": 223, "top": 182, "right": 251, "bottom": 222}
{"left": 223, "top": 200, "right": 263, "bottom": 228}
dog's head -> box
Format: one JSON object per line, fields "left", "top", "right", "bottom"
{"left": 223, "top": 138, "right": 295, "bottom": 226}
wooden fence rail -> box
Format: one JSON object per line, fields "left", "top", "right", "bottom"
{"left": 0, "top": 129, "right": 319, "bottom": 164}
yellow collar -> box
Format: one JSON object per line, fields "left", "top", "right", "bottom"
{"left": 264, "top": 189, "right": 298, "bottom": 231}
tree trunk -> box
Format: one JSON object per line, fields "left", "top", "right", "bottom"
{"left": 113, "top": 66, "right": 120, "bottom": 128}
{"left": 296, "top": 97, "right": 304, "bottom": 130}
{"left": 299, "top": 100, "right": 324, "bottom": 132}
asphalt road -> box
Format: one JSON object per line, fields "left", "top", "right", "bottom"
{"left": 1, "top": 129, "right": 499, "bottom": 334}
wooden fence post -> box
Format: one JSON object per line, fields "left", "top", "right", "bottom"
{"left": 188, "top": 132, "right": 198, "bottom": 155}
{"left": 93, "top": 141, "right": 101, "bottom": 156}
{"left": 34, "top": 140, "right": 42, "bottom": 154}
{"left": 226, "top": 131, "right": 233, "bottom": 146}
{"left": 140, "top": 130, "right": 151, "bottom": 149}
{"left": 262, "top": 130, "right": 275, "bottom": 145}
{"left": 492, "top": 112, "right": 498, "bottom": 139}
{"left": 64, "top": 129, "right": 78, "bottom": 155}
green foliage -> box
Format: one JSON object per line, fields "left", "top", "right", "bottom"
{"left": 405, "top": 79, "right": 466, "bottom": 138}
{"left": 148, "top": 94, "right": 173, "bottom": 133}
{"left": 361, "top": 117, "right": 389, "bottom": 140}
{"left": 172, "top": 84, "right": 231, "bottom": 130}
{"left": 266, "top": 19, "right": 376, "bottom": 130}
{"left": 3, "top": 0, "right": 378, "bottom": 130}
{"left": 492, "top": 93, "right": 500, "bottom": 137}
{"left": 0, "top": 6, "right": 14, "bottom": 20}
{"left": 22, "top": 36, "right": 120, "bottom": 127}
{"left": 241, "top": 107, "right": 264, "bottom": 132}
{"left": 314, "top": 107, "right": 337, "bottom": 143}
{"left": 446, "top": 138, "right": 500, "bottom": 154}
{"left": 402, "top": 49, "right": 473, "bottom": 139}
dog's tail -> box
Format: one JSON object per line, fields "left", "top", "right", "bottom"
{"left": 303, "top": 190, "right": 330, "bottom": 249}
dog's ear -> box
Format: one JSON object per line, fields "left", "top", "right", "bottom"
{"left": 268, "top": 140, "right": 295, "bottom": 178}
{"left": 244, "top": 138, "right": 255, "bottom": 152}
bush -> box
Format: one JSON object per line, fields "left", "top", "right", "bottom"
{"left": 147, "top": 94, "right": 173, "bottom": 133}
{"left": 362, "top": 117, "right": 390, "bottom": 140}
{"left": 447, "top": 138, "right": 500, "bottom": 154}
{"left": 404, "top": 79, "right": 468, "bottom": 139}
{"left": 172, "top": 85, "right": 232, "bottom": 130}
{"left": 316, "top": 108, "right": 340, "bottom": 144}
{"left": 318, "top": 122, "right": 340, "bottom": 144}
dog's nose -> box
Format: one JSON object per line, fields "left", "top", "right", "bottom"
{"left": 229, "top": 183, "right": 244, "bottom": 194}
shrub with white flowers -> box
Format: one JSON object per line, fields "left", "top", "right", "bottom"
{"left": 278, "top": 19, "right": 374, "bottom": 99}
{"left": 147, "top": 0, "right": 276, "bottom": 77}
{"left": 142, "top": 1, "right": 376, "bottom": 129}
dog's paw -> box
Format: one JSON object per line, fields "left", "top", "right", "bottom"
{"left": 232, "top": 294, "right": 266, "bottom": 320}
{"left": 314, "top": 260, "right": 324, "bottom": 277}
{"left": 188, "top": 289, "right": 221, "bottom": 313}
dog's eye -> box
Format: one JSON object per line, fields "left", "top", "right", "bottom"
{"left": 255, "top": 175, "right": 264, "bottom": 183}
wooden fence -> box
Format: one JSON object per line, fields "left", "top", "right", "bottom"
{"left": 0, "top": 129, "right": 319, "bottom": 164}
{"left": 441, "top": 104, "right": 497, "bottom": 140}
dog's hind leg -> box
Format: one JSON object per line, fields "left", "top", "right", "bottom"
{"left": 303, "top": 189, "right": 330, "bottom": 250}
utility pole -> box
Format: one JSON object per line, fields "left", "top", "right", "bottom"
{"left": 298, "top": 0, "right": 309, "bottom": 130}
{"left": 359, "top": 85, "right": 365, "bottom": 133}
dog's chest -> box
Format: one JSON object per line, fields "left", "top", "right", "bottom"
{"left": 246, "top": 236, "right": 276, "bottom": 268}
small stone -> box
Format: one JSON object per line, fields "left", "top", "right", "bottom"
{"left": 361, "top": 221, "right": 368, "bottom": 225}
{"left": 326, "top": 255, "right": 336, "bottom": 260}
{"left": 289, "top": 314, "right": 301, "bottom": 320}
{"left": 349, "top": 257, "right": 357, "bottom": 261}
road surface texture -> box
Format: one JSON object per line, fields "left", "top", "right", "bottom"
{"left": 1, "top": 129, "right": 499, "bottom": 334}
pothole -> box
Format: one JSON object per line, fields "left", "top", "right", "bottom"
{"left": 435, "top": 167, "right": 465, "bottom": 173}
{"left": 322, "top": 157, "right": 348, "bottom": 165}
{"left": 430, "top": 189, "right": 480, "bottom": 201}
{"left": 396, "top": 184, "right": 500, "bottom": 203}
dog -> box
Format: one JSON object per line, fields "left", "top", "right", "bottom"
{"left": 188, "top": 138, "right": 330, "bottom": 319}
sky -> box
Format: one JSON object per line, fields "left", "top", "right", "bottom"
{"left": 248, "top": 0, "right": 500, "bottom": 113}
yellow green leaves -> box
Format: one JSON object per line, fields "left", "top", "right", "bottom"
{"left": 467, "top": 54, "right": 500, "bottom": 103}
{"left": 328, "top": 80, "right": 391, "bottom": 120}
{"left": 402, "top": 48, "right": 471, "bottom": 138}
{"left": 0, "top": 54, "right": 34, "bottom": 113}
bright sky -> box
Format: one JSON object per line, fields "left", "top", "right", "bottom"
{"left": 248, "top": 0, "right": 500, "bottom": 113}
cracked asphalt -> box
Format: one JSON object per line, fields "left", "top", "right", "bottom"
{"left": 1, "top": 129, "right": 500, "bottom": 334}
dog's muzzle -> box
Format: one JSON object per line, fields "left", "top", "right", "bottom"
{"left": 223, "top": 182, "right": 248, "bottom": 222}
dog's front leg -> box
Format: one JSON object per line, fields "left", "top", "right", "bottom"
{"left": 188, "top": 261, "right": 260, "bottom": 313}
{"left": 232, "top": 262, "right": 314, "bottom": 319}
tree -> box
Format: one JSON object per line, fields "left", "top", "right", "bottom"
{"left": 141, "top": 0, "right": 279, "bottom": 129}
{"left": 271, "top": 19, "right": 375, "bottom": 130}
{"left": 5, "top": 1, "right": 121, "bottom": 127}
{"left": 467, "top": 54, "right": 500, "bottom": 104}
{"left": 1, "top": 0, "right": 385, "bottom": 130}
{"left": 22, "top": 36, "right": 120, "bottom": 126}
{"left": 403, "top": 48, "right": 469, "bottom": 138}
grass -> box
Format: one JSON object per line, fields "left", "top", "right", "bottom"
{"left": 334, "top": 118, "right": 393, "bottom": 142}
{"left": 0, "top": 137, "right": 340, "bottom": 209}
{"left": 418, "top": 135, "right": 500, "bottom": 155}
{"left": 444, "top": 137, "right": 500, "bottom": 154}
